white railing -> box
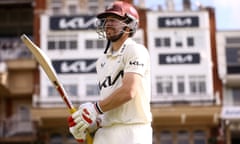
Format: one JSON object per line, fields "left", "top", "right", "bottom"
{"left": 0, "top": 37, "right": 32, "bottom": 61}
{"left": 4, "top": 114, "right": 35, "bottom": 137}
{"left": 151, "top": 94, "right": 215, "bottom": 104}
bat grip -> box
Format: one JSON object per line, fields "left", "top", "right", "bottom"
{"left": 70, "top": 107, "right": 77, "bottom": 114}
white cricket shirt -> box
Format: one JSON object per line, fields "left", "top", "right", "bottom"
{"left": 96, "top": 38, "right": 152, "bottom": 127}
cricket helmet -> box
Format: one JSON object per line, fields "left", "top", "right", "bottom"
{"left": 97, "top": 1, "right": 139, "bottom": 37}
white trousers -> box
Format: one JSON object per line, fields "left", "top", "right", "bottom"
{"left": 93, "top": 123, "right": 152, "bottom": 144}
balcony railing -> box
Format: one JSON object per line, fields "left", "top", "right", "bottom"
{"left": 0, "top": 37, "right": 32, "bottom": 61}
{"left": 0, "top": 114, "right": 36, "bottom": 137}
{"left": 151, "top": 93, "right": 216, "bottom": 105}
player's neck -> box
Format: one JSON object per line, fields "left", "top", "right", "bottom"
{"left": 111, "top": 35, "right": 128, "bottom": 51}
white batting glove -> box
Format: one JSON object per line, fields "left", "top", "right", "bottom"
{"left": 70, "top": 102, "right": 103, "bottom": 134}
{"left": 68, "top": 116, "right": 86, "bottom": 143}
{"left": 88, "top": 116, "right": 102, "bottom": 133}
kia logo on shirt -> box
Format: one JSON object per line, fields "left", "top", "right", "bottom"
{"left": 159, "top": 53, "right": 200, "bottom": 65}
{"left": 158, "top": 16, "right": 199, "bottom": 28}
{"left": 52, "top": 59, "right": 97, "bottom": 74}
{"left": 129, "top": 61, "right": 144, "bottom": 67}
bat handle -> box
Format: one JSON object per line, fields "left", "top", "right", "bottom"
{"left": 70, "top": 107, "right": 77, "bottom": 114}
{"left": 86, "top": 132, "right": 93, "bottom": 144}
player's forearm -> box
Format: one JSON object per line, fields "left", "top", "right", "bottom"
{"left": 98, "top": 73, "right": 142, "bottom": 113}
{"left": 98, "top": 85, "right": 135, "bottom": 112}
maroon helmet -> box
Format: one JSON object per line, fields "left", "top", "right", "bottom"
{"left": 97, "top": 1, "right": 139, "bottom": 37}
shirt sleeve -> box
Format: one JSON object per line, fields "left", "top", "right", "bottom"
{"left": 123, "top": 43, "right": 150, "bottom": 76}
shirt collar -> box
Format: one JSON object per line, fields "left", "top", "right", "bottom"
{"left": 106, "top": 38, "right": 133, "bottom": 57}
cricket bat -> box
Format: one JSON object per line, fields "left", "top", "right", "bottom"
{"left": 20, "top": 34, "right": 93, "bottom": 144}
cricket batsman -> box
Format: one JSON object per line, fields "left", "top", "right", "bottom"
{"left": 68, "top": 1, "right": 152, "bottom": 144}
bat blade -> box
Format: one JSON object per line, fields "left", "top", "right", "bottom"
{"left": 20, "top": 34, "right": 76, "bottom": 113}
{"left": 21, "top": 34, "right": 93, "bottom": 144}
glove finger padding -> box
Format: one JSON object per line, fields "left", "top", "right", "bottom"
{"left": 69, "top": 126, "right": 86, "bottom": 143}
{"left": 76, "top": 121, "right": 89, "bottom": 132}
{"left": 72, "top": 108, "right": 92, "bottom": 131}
{"left": 68, "top": 116, "right": 87, "bottom": 143}
{"left": 68, "top": 102, "right": 100, "bottom": 142}
{"left": 73, "top": 103, "right": 98, "bottom": 125}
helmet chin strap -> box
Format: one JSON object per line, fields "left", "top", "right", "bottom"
{"left": 103, "top": 27, "right": 127, "bottom": 54}
{"left": 104, "top": 40, "right": 111, "bottom": 54}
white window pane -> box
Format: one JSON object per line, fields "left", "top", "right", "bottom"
{"left": 194, "top": 130, "right": 206, "bottom": 144}
{"left": 160, "top": 131, "right": 173, "bottom": 144}
{"left": 177, "top": 131, "right": 189, "bottom": 144}
{"left": 86, "top": 40, "right": 93, "bottom": 49}
{"left": 48, "top": 86, "right": 58, "bottom": 97}
{"left": 65, "top": 84, "right": 78, "bottom": 96}
{"left": 69, "top": 41, "right": 77, "bottom": 49}
{"left": 86, "top": 84, "right": 99, "bottom": 96}
{"left": 97, "top": 40, "right": 105, "bottom": 49}
{"left": 156, "top": 76, "right": 173, "bottom": 95}
{"left": 177, "top": 76, "right": 185, "bottom": 94}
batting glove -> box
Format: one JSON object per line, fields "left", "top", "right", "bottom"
{"left": 79, "top": 102, "right": 103, "bottom": 126}
{"left": 88, "top": 116, "right": 102, "bottom": 133}
{"left": 69, "top": 102, "right": 103, "bottom": 135}
{"left": 68, "top": 116, "right": 87, "bottom": 143}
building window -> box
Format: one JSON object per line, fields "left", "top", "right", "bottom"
{"left": 199, "top": 81, "right": 206, "bottom": 93}
{"left": 232, "top": 88, "right": 240, "bottom": 105}
{"left": 48, "top": 84, "right": 78, "bottom": 97}
{"left": 68, "top": 5, "right": 78, "bottom": 15}
{"left": 155, "top": 38, "right": 161, "bottom": 47}
{"left": 86, "top": 84, "right": 100, "bottom": 96}
{"left": 177, "top": 76, "right": 185, "bottom": 94}
{"left": 59, "top": 40, "right": 66, "bottom": 49}
{"left": 176, "top": 41, "right": 183, "bottom": 47}
{"left": 156, "top": 76, "right": 173, "bottom": 95}
{"left": 86, "top": 40, "right": 93, "bottom": 49}
{"left": 189, "top": 76, "right": 206, "bottom": 94}
{"left": 65, "top": 0, "right": 79, "bottom": 15}
{"left": 226, "top": 48, "right": 240, "bottom": 64}
{"left": 226, "top": 47, "right": 240, "bottom": 74}
{"left": 155, "top": 37, "right": 171, "bottom": 48}
{"left": 65, "top": 84, "right": 78, "bottom": 96}
{"left": 187, "top": 37, "right": 194, "bottom": 47}
{"left": 177, "top": 130, "right": 189, "bottom": 144}
{"left": 226, "top": 37, "right": 240, "bottom": 44}
{"left": 48, "top": 86, "right": 58, "bottom": 97}
{"left": 69, "top": 41, "right": 77, "bottom": 49}
{"left": 49, "top": 0, "right": 63, "bottom": 15}
{"left": 97, "top": 40, "right": 104, "bottom": 49}
{"left": 160, "top": 131, "right": 173, "bottom": 144}
{"left": 175, "top": 33, "right": 183, "bottom": 48}
{"left": 48, "top": 41, "right": 56, "bottom": 50}
{"left": 47, "top": 35, "right": 78, "bottom": 50}
{"left": 85, "top": 39, "right": 105, "bottom": 50}
{"left": 164, "top": 38, "right": 171, "bottom": 47}
{"left": 193, "top": 130, "right": 206, "bottom": 144}
{"left": 88, "top": 0, "right": 98, "bottom": 14}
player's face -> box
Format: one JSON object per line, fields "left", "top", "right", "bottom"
{"left": 103, "top": 16, "right": 127, "bottom": 41}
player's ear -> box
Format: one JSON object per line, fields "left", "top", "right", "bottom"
{"left": 123, "top": 26, "right": 131, "bottom": 34}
